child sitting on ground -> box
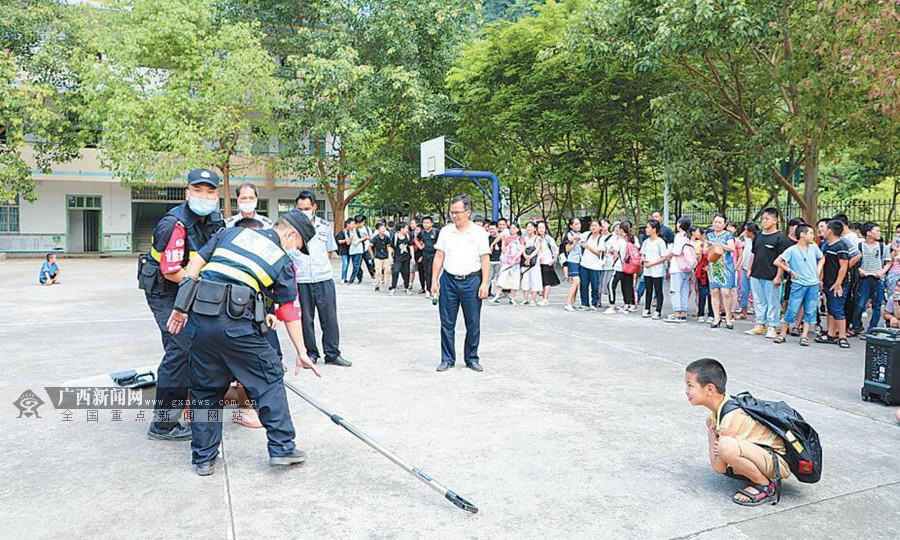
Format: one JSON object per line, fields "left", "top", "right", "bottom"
{"left": 39, "top": 253, "right": 61, "bottom": 285}
{"left": 685, "top": 358, "right": 791, "bottom": 506}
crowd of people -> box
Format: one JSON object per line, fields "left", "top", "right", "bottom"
{"left": 341, "top": 207, "right": 900, "bottom": 350}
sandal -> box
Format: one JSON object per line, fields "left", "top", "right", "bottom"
{"left": 790, "top": 326, "right": 802, "bottom": 337}
{"left": 847, "top": 329, "right": 858, "bottom": 338}
{"left": 799, "top": 336, "right": 810, "bottom": 347}
{"left": 732, "top": 481, "right": 779, "bottom": 507}
{"left": 725, "top": 322, "right": 734, "bottom": 330}
{"left": 838, "top": 337, "right": 851, "bottom": 349}
{"left": 773, "top": 335, "right": 786, "bottom": 344}
{"left": 815, "top": 333, "right": 836, "bottom": 345}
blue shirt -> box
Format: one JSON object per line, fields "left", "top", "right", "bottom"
{"left": 778, "top": 243, "right": 823, "bottom": 287}
{"left": 290, "top": 217, "right": 338, "bottom": 283}
{"left": 39, "top": 261, "right": 58, "bottom": 280}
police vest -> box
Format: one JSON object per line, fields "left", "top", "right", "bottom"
{"left": 200, "top": 228, "right": 288, "bottom": 293}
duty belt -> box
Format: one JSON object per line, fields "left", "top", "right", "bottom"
{"left": 191, "top": 279, "right": 265, "bottom": 330}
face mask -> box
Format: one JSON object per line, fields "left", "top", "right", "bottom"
{"left": 301, "top": 210, "right": 315, "bottom": 219}
{"left": 188, "top": 197, "right": 218, "bottom": 216}
{"left": 238, "top": 201, "right": 257, "bottom": 215}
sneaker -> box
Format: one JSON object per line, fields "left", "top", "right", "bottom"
{"left": 508, "top": 298, "right": 517, "bottom": 305}
{"left": 765, "top": 327, "right": 778, "bottom": 339}
{"left": 642, "top": 310, "right": 651, "bottom": 318}
{"left": 405, "top": 288, "right": 412, "bottom": 295}
{"left": 697, "top": 315, "right": 707, "bottom": 323}
{"left": 538, "top": 299, "right": 550, "bottom": 306}
{"left": 651, "top": 312, "right": 661, "bottom": 320}
{"left": 575, "top": 305, "right": 589, "bottom": 311}
{"left": 389, "top": 289, "right": 396, "bottom": 296}
{"left": 374, "top": 286, "right": 380, "bottom": 291}
{"left": 564, "top": 304, "right": 575, "bottom": 312}
{"left": 664, "top": 314, "right": 684, "bottom": 323}
{"left": 604, "top": 306, "right": 617, "bottom": 315}
{"left": 490, "top": 296, "right": 501, "bottom": 305}
{"left": 745, "top": 325, "right": 767, "bottom": 336}
{"left": 617, "top": 306, "right": 628, "bottom": 314}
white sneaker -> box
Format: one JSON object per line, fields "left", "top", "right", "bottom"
{"left": 389, "top": 289, "right": 396, "bottom": 296}
{"left": 604, "top": 306, "right": 617, "bottom": 315}
{"left": 490, "top": 296, "right": 501, "bottom": 305}
{"left": 576, "top": 305, "right": 589, "bottom": 311}
{"left": 697, "top": 316, "right": 706, "bottom": 323}
{"left": 538, "top": 299, "right": 550, "bottom": 306}
{"left": 765, "top": 327, "right": 778, "bottom": 339}
{"left": 405, "top": 288, "right": 412, "bottom": 295}
{"left": 651, "top": 312, "right": 661, "bottom": 320}
{"left": 509, "top": 298, "right": 517, "bottom": 305}
{"left": 589, "top": 306, "right": 598, "bottom": 312}
{"left": 642, "top": 310, "right": 651, "bottom": 318}
{"left": 564, "top": 304, "right": 575, "bottom": 312}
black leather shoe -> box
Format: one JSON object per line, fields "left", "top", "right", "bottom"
{"left": 147, "top": 422, "right": 192, "bottom": 441}
{"left": 466, "top": 362, "right": 484, "bottom": 372}
{"left": 324, "top": 355, "right": 352, "bottom": 367}
{"left": 302, "top": 356, "right": 320, "bottom": 369}
{"left": 436, "top": 362, "right": 452, "bottom": 372}
{"left": 269, "top": 449, "right": 307, "bottom": 467}
{"left": 194, "top": 460, "right": 216, "bottom": 476}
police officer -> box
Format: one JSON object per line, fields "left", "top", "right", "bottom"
{"left": 166, "top": 209, "right": 320, "bottom": 476}
{"left": 139, "top": 169, "right": 225, "bottom": 441}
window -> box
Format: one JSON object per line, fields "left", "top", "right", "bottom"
{"left": 0, "top": 198, "right": 19, "bottom": 233}
{"left": 67, "top": 195, "right": 101, "bottom": 209}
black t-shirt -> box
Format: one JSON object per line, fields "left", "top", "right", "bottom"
{"left": 392, "top": 234, "right": 412, "bottom": 262}
{"left": 823, "top": 238, "right": 852, "bottom": 287}
{"left": 335, "top": 231, "right": 350, "bottom": 256}
{"left": 751, "top": 231, "right": 790, "bottom": 281}
{"left": 371, "top": 234, "right": 391, "bottom": 259}
{"left": 418, "top": 228, "right": 439, "bottom": 256}
{"left": 488, "top": 235, "right": 501, "bottom": 262}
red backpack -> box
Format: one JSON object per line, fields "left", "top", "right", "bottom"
{"left": 622, "top": 241, "right": 641, "bottom": 274}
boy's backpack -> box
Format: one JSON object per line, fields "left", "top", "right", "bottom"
{"left": 622, "top": 242, "right": 641, "bottom": 274}
{"left": 721, "top": 392, "right": 822, "bottom": 484}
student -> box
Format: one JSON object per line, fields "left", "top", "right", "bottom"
{"left": 487, "top": 222, "right": 502, "bottom": 297}
{"left": 773, "top": 224, "right": 824, "bottom": 345}
{"left": 851, "top": 222, "right": 892, "bottom": 337}
{"left": 494, "top": 222, "right": 524, "bottom": 305}
{"left": 736, "top": 222, "right": 758, "bottom": 320}
{"left": 693, "top": 228, "right": 714, "bottom": 323}
{"left": 579, "top": 220, "right": 605, "bottom": 311}
{"left": 335, "top": 219, "right": 355, "bottom": 284}
{"left": 39, "top": 253, "right": 61, "bottom": 285}
{"left": 666, "top": 216, "right": 694, "bottom": 323}
{"left": 816, "top": 220, "right": 852, "bottom": 348}
{"left": 389, "top": 222, "right": 414, "bottom": 295}
{"left": 536, "top": 221, "right": 560, "bottom": 306}
{"left": 685, "top": 358, "right": 790, "bottom": 506}
{"left": 880, "top": 280, "right": 900, "bottom": 329}
{"left": 370, "top": 223, "right": 392, "bottom": 291}
{"left": 562, "top": 218, "right": 584, "bottom": 312}
{"left": 614, "top": 221, "right": 638, "bottom": 313}
{"left": 520, "top": 221, "right": 544, "bottom": 306}
{"left": 640, "top": 219, "right": 668, "bottom": 319}
{"left": 746, "top": 208, "right": 790, "bottom": 338}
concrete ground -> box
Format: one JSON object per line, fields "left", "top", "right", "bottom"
{"left": 0, "top": 258, "right": 898, "bottom": 539}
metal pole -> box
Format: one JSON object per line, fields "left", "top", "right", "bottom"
{"left": 283, "top": 380, "right": 479, "bottom": 513}
{"left": 663, "top": 174, "right": 670, "bottom": 226}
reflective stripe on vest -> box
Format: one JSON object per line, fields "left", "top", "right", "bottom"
{"left": 211, "top": 248, "right": 274, "bottom": 288}
{"left": 201, "top": 262, "right": 261, "bottom": 292}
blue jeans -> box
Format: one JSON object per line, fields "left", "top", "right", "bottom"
{"left": 438, "top": 272, "right": 482, "bottom": 366}
{"left": 579, "top": 266, "right": 600, "bottom": 307}
{"left": 738, "top": 269, "right": 751, "bottom": 309}
{"left": 697, "top": 282, "right": 712, "bottom": 317}
{"left": 670, "top": 271, "right": 691, "bottom": 312}
{"left": 636, "top": 275, "right": 646, "bottom": 302}
{"left": 783, "top": 283, "right": 819, "bottom": 324}
{"left": 340, "top": 254, "right": 351, "bottom": 282}
{"left": 853, "top": 277, "right": 885, "bottom": 331}
{"left": 750, "top": 277, "right": 781, "bottom": 328}
{"left": 349, "top": 254, "right": 363, "bottom": 283}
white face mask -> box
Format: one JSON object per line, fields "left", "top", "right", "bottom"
{"left": 301, "top": 209, "right": 315, "bottom": 219}
{"left": 238, "top": 201, "right": 257, "bottom": 215}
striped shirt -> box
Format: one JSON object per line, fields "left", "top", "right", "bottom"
{"left": 708, "top": 398, "right": 786, "bottom": 455}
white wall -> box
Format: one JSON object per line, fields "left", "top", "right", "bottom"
{"left": 19, "top": 180, "right": 132, "bottom": 235}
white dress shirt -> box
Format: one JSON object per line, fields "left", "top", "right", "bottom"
{"left": 435, "top": 223, "right": 490, "bottom": 276}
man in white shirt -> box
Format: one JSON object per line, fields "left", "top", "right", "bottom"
{"left": 224, "top": 183, "right": 274, "bottom": 229}
{"left": 431, "top": 194, "right": 491, "bottom": 372}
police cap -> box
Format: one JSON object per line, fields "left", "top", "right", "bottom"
{"left": 187, "top": 169, "right": 221, "bottom": 188}
{"left": 282, "top": 209, "right": 316, "bottom": 255}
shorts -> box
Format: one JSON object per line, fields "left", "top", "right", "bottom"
{"left": 728, "top": 438, "right": 791, "bottom": 480}
{"left": 567, "top": 261, "right": 581, "bottom": 277}
{"left": 783, "top": 283, "right": 818, "bottom": 324}
{"left": 825, "top": 285, "right": 848, "bottom": 320}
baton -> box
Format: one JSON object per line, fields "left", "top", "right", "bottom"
{"left": 283, "top": 380, "right": 479, "bottom": 513}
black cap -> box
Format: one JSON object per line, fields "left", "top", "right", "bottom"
{"left": 187, "top": 169, "right": 221, "bottom": 188}
{"left": 282, "top": 209, "right": 316, "bottom": 255}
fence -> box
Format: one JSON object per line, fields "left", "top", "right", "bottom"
{"left": 676, "top": 200, "right": 898, "bottom": 228}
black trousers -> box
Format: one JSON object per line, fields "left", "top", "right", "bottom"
{"left": 297, "top": 280, "right": 341, "bottom": 360}
{"left": 416, "top": 258, "right": 426, "bottom": 290}
{"left": 643, "top": 276, "right": 664, "bottom": 314}
{"left": 146, "top": 293, "right": 189, "bottom": 429}
{"left": 362, "top": 251, "right": 376, "bottom": 278}
{"left": 422, "top": 253, "right": 436, "bottom": 292}
{"left": 616, "top": 271, "right": 635, "bottom": 305}
{"left": 391, "top": 258, "right": 411, "bottom": 289}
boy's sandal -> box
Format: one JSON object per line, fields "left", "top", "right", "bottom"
{"left": 790, "top": 326, "right": 802, "bottom": 337}
{"left": 799, "top": 336, "right": 810, "bottom": 347}
{"left": 732, "top": 482, "right": 778, "bottom": 507}
{"left": 773, "top": 335, "right": 786, "bottom": 344}
{"left": 847, "top": 329, "right": 858, "bottom": 338}
{"left": 814, "top": 334, "right": 836, "bottom": 345}
{"left": 838, "top": 337, "right": 851, "bottom": 349}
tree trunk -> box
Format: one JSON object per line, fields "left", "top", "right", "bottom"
{"left": 720, "top": 168, "right": 729, "bottom": 215}
{"left": 802, "top": 138, "right": 820, "bottom": 225}
{"left": 743, "top": 169, "right": 751, "bottom": 223}
{"left": 221, "top": 157, "right": 232, "bottom": 217}
{"left": 888, "top": 177, "right": 899, "bottom": 232}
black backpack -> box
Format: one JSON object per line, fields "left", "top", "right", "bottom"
{"left": 721, "top": 392, "right": 822, "bottom": 484}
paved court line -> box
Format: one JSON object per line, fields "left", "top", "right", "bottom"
{"left": 670, "top": 478, "right": 900, "bottom": 540}
{"left": 221, "top": 437, "right": 237, "bottom": 540}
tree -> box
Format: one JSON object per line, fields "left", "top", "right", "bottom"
{"left": 0, "top": 1, "right": 91, "bottom": 202}
{"left": 80, "top": 0, "right": 279, "bottom": 217}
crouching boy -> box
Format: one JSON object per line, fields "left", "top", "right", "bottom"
{"left": 685, "top": 358, "right": 790, "bottom": 506}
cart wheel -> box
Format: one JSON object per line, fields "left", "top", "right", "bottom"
{"left": 884, "top": 398, "right": 892, "bottom": 406}
{"left": 861, "top": 388, "right": 869, "bottom": 401}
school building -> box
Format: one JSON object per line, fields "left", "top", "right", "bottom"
{"left": 0, "top": 146, "right": 335, "bottom": 255}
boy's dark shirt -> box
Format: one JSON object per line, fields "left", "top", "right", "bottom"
{"left": 751, "top": 231, "right": 791, "bottom": 281}
{"left": 488, "top": 235, "right": 501, "bottom": 262}
{"left": 335, "top": 231, "right": 350, "bottom": 256}
{"left": 418, "top": 228, "right": 439, "bottom": 256}
{"left": 371, "top": 234, "right": 391, "bottom": 259}
{"left": 392, "top": 234, "right": 412, "bottom": 263}
{"left": 822, "top": 238, "right": 852, "bottom": 287}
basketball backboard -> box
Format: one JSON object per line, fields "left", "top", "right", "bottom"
{"left": 420, "top": 136, "right": 445, "bottom": 178}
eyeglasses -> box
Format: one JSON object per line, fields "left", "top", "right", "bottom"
{"left": 449, "top": 210, "right": 469, "bottom": 216}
